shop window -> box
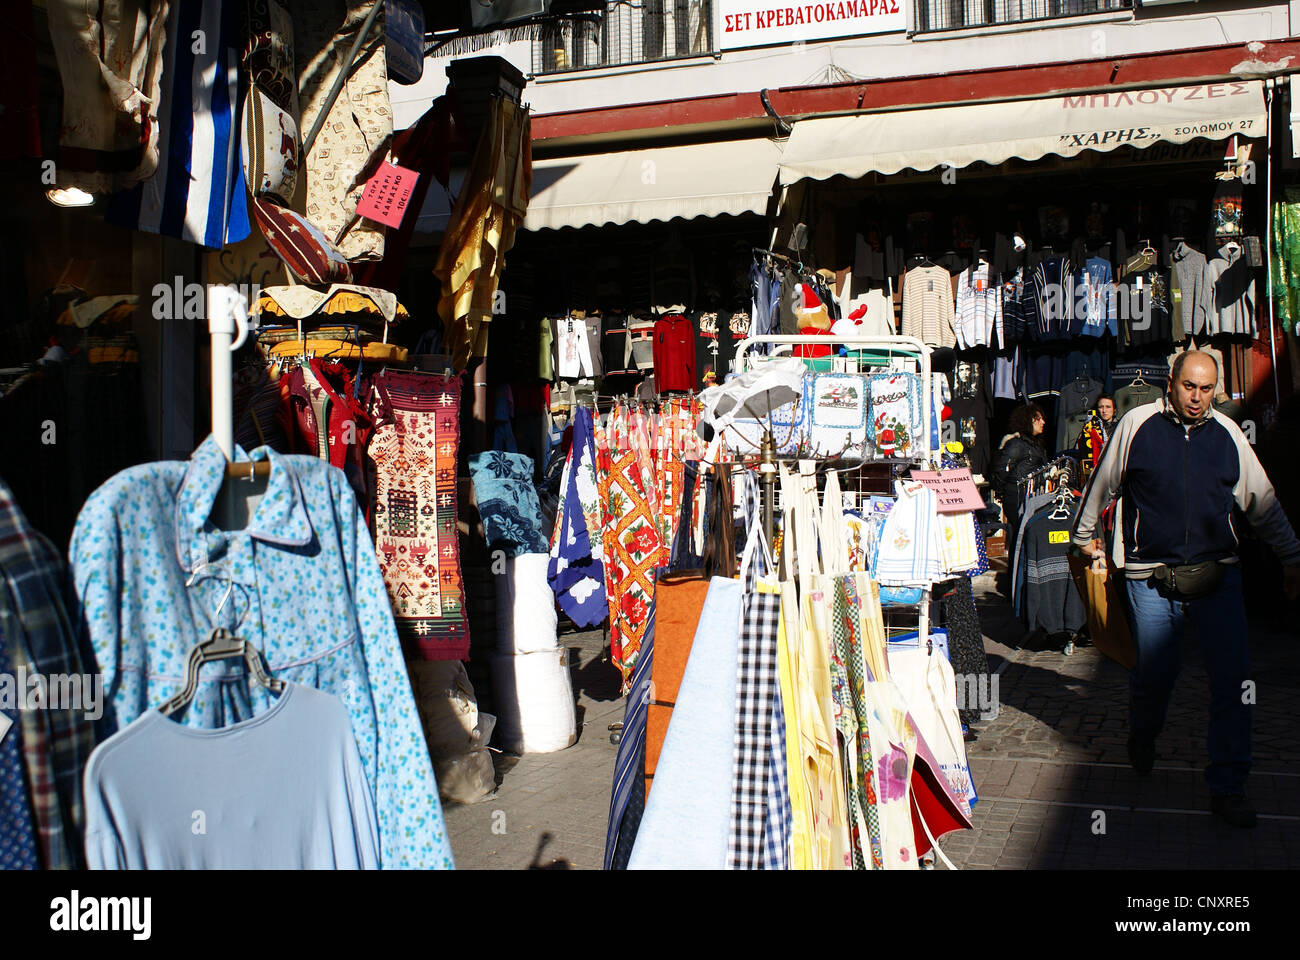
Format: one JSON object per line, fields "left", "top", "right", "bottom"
{"left": 913, "top": 0, "right": 1132, "bottom": 33}
{"left": 533, "top": 0, "right": 714, "bottom": 75}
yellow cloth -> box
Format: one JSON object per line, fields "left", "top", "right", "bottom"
{"left": 434, "top": 96, "right": 531, "bottom": 369}
{"left": 268, "top": 339, "right": 407, "bottom": 362}
{"left": 777, "top": 584, "right": 812, "bottom": 871}
{"left": 938, "top": 512, "right": 978, "bottom": 573}
{"left": 87, "top": 346, "right": 139, "bottom": 364}
{"left": 798, "top": 576, "right": 851, "bottom": 870}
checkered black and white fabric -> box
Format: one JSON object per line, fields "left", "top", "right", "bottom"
{"left": 727, "top": 512, "right": 784, "bottom": 869}
{"left": 761, "top": 656, "right": 793, "bottom": 870}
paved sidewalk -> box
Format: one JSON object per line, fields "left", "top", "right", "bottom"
{"left": 943, "top": 574, "right": 1300, "bottom": 869}
{"left": 444, "top": 626, "right": 622, "bottom": 870}
{"left": 444, "top": 576, "right": 1300, "bottom": 869}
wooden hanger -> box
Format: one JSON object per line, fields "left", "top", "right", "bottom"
{"left": 225, "top": 459, "right": 271, "bottom": 479}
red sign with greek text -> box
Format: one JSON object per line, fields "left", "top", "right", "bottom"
{"left": 357, "top": 162, "right": 419, "bottom": 228}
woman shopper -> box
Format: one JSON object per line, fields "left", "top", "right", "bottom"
{"left": 993, "top": 403, "right": 1048, "bottom": 538}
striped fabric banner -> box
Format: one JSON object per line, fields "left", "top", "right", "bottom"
{"left": 604, "top": 576, "right": 657, "bottom": 870}
{"left": 109, "top": 0, "right": 249, "bottom": 250}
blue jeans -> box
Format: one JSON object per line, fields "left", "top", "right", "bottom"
{"left": 1124, "top": 565, "right": 1251, "bottom": 795}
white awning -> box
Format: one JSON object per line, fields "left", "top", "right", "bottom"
{"left": 779, "top": 81, "right": 1266, "bottom": 186}
{"left": 524, "top": 137, "right": 783, "bottom": 231}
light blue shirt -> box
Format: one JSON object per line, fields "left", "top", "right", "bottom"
{"left": 70, "top": 435, "right": 453, "bottom": 869}
{"left": 84, "top": 683, "right": 380, "bottom": 869}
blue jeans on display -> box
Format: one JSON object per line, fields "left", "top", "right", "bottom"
{"left": 1124, "top": 565, "right": 1251, "bottom": 795}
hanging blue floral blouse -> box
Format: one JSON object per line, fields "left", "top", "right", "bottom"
{"left": 69, "top": 435, "right": 453, "bottom": 869}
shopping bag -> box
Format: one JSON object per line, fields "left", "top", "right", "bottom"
{"left": 1068, "top": 554, "right": 1137, "bottom": 670}
{"left": 889, "top": 643, "right": 978, "bottom": 817}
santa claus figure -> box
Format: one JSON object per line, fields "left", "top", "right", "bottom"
{"left": 792, "top": 283, "right": 835, "bottom": 358}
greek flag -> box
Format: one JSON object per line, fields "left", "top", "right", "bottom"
{"left": 109, "top": 0, "right": 249, "bottom": 250}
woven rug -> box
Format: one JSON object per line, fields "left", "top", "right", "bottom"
{"left": 368, "top": 371, "right": 469, "bottom": 660}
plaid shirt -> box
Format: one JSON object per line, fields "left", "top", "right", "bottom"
{"left": 0, "top": 480, "right": 95, "bottom": 869}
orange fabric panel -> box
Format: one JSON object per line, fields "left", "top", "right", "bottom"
{"left": 644, "top": 575, "right": 711, "bottom": 797}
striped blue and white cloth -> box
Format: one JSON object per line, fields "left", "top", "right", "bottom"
{"left": 604, "top": 580, "right": 656, "bottom": 870}
{"left": 109, "top": 0, "right": 249, "bottom": 250}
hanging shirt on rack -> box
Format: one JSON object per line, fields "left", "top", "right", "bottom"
{"left": 992, "top": 346, "right": 1021, "bottom": 401}
{"left": 835, "top": 288, "right": 894, "bottom": 338}
{"left": 947, "top": 357, "right": 994, "bottom": 476}
{"left": 1000, "top": 271, "right": 1040, "bottom": 346}
{"left": 652, "top": 313, "right": 697, "bottom": 393}
{"left": 874, "top": 480, "right": 944, "bottom": 587}
{"left": 1055, "top": 376, "right": 1103, "bottom": 453}
{"left": 750, "top": 260, "right": 775, "bottom": 338}
{"left": 1119, "top": 262, "right": 1173, "bottom": 350}
{"left": 902, "top": 265, "right": 957, "bottom": 349}
{"left": 601, "top": 311, "right": 633, "bottom": 376}
{"left": 1169, "top": 241, "right": 1215, "bottom": 338}
{"left": 69, "top": 436, "right": 453, "bottom": 869}
{"left": 954, "top": 262, "right": 1002, "bottom": 349}
{"left": 557, "top": 314, "right": 599, "bottom": 380}
{"left": 1021, "top": 500, "right": 1085, "bottom": 635}
{"left": 1032, "top": 256, "right": 1073, "bottom": 341}
{"left": 694, "top": 311, "right": 738, "bottom": 389}
{"left": 83, "top": 683, "right": 380, "bottom": 869}
{"left": 1078, "top": 256, "right": 1117, "bottom": 337}
{"left": 1113, "top": 380, "right": 1163, "bottom": 419}
{"left": 1208, "top": 243, "right": 1256, "bottom": 337}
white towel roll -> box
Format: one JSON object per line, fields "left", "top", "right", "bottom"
{"left": 494, "top": 553, "right": 560, "bottom": 656}
{"left": 491, "top": 648, "right": 577, "bottom": 754}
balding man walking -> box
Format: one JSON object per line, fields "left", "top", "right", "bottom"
{"left": 1072, "top": 351, "right": 1300, "bottom": 828}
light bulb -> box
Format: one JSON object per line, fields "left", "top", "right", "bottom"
{"left": 46, "top": 187, "right": 95, "bottom": 207}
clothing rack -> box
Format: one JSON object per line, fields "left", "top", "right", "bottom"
{"left": 733, "top": 332, "right": 938, "bottom": 647}
{"left": 1018, "top": 453, "right": 1079, "bottom": 499}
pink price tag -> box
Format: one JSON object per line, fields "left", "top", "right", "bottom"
{"left": 356, "top": 162, "right": 419, "bottom": 228}
{"left": 909, "top": 468, "right": 985, "bottom": 513}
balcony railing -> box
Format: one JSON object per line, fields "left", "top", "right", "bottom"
{"left": 533, "top": 0, "right": 714, "bottom": 75}
{"left": 913, "top": 0, "right": 1134, "bottom": 33}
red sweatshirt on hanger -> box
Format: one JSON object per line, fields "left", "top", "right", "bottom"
{"left": 652, "top": 313, "right": 696, "bottom": 393}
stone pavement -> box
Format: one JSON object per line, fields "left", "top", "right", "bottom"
{"left": 943, "top": 573, "right": 1300, "bottom": 869}
{"left": 444, "top": 575, "right": 1300, "bottom": 869}
{"left": 444, "top": 625, "right": 623, "bottom": 870}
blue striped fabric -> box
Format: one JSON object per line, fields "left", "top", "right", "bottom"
{"left": 108, "top": 0, "right": 249, "bottom": 249}
{"left": 604, "top": 581, "right": 656, "bottom": 870}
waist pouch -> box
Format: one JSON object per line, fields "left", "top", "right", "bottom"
{"left": 1152, "top": 561, "right": 1227, "bottom": 600}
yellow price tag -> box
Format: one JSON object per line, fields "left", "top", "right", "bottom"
{"left": 1049, "top": 530, "right": 1070, "bottom": 544}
